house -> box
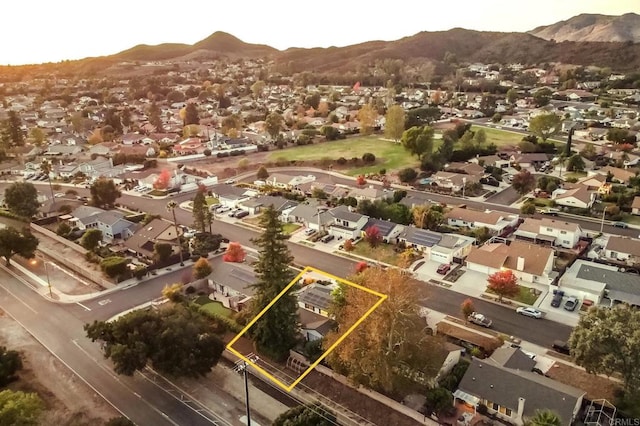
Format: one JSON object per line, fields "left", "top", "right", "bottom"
{"left": 327, "top": 205, "right": 369, "bottom": 240}
{"left": 551, "top": 186, "right": 595, "bottom": 209}
{"left": 239, "top": 195, "right": 298, "bottom": 216}
{"left": 361, "top": 217, "right": 403, "bottom": 243}
{"left": 396, "top": 227, "right": 475, "bottom": 263}
{"left": 632, "top": 197, "right": 640, "bottom": 215}
{"left": 430, "top": 171, "right": 481, "bottom": 192}
{"left": 296, "top": 282, "right": 335, "bottom": 317}
{"left": 265, "top": 173, "right": 316, "bottom": 190}
{"left": 509, "top": 153, "right": 549, "bottom": 168}
{"left": 298, "top": 308, "right": 335, "bottom": 342}
{"left": 349, "top": 186, "right": 388, "bottom": 202}
{"left": 466, "top": 241, "right": 555, "bottom": 284}
{"left": 446, "top": 207, "right": 520, "bottom": 234}
{"left": 444, "top": 162, "right": 485, "bottom": 176}
{"left": 45, "top": 145, "right": 82, "bottom": 156}
{"left": 210, "top": 184, "right": 252, "bottom": 208}
{"left": 287, "top": 204, "right": 333, "bottom": 231}
{"left": 123, "top": 218, "right": 181, "bottom": 260}
{"left": 597, "top": 166, "right": 635, "bottom": 184}
{"left": 514, "top": 217, "right": 582, "bottom": 249}
{"left": 456, "top": 357, "right": 585, "bottom": 425}
{"left": 68, "top": 206, "right": 137, "bottom": 243}
{"left": 435, "top": 321, "right": 502, "bottom": 354}
{"left": 604, "top": 236, "right": 640, "bottom": 264}
{"left": 560, "top": 260, "right": 640, "bottom": 307}
{"left": 469, "top": 155, "right": 510, "bottom": 169}
{"left": 208, "top": 260, "right": 256, "bottom": 311}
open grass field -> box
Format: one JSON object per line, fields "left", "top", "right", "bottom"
{"left": 268, "top": 136, "right": 420, "bottom": 176}
{"left": 470, "top": 125, "right": 524, "bottom": 148}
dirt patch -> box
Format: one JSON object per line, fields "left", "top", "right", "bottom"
{"left": 0, "top": 311, "right": 117, "bottom": 424}
{"left": 545, "top": 361, "right": 621, "bottom": 401}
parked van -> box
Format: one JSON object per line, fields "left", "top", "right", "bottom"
{"left": 552, "top": 340, "right": 571, "bottom": 355}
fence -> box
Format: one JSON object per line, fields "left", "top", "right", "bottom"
{"left": 29, "top": 223, "right": 115, "bottom": 289}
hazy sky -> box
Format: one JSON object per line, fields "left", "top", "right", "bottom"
{"left": 2, "top": 0, "right": 638, "bottom": 65}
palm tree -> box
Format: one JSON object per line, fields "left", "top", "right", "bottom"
{"left": 526, "top": 409, "right": 562, "bottom": 426}
{"left": 166, "top": 201, "right": 184, "bottom": 266}
{"left": 41, "top": 159, "right": 55, "bottom": 208}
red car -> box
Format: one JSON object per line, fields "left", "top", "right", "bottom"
{"left": 436, "top": 264, "right": 451, "bottom": 275}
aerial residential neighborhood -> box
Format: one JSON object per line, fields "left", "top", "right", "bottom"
{"left": 0, "top": 4, "right": 639, "bottom": 426}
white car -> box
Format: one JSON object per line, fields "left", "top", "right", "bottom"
{"left": 225, "top": 179, "right": 236, "bottom": 184}
{"left": 54, "top": 193, "right": 65, "bottom": 198}
{"left": 516, "top": 307, "right": 543, "bottom": 319}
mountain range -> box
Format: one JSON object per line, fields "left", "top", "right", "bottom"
{"left": 65, "top": 13, "right": 640, "bottom": 76}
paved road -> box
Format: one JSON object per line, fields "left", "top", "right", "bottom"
{"left": 0, "top": 267, "right": 234, "bottom": 426}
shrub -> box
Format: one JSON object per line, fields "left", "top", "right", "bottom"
{"left": 336, "top": 157, "right": 347, "bottom": 165}
{"left": 398, "top": 167, "right": 418, "bottom": 183}
{"left": 203, "top": 149, "right": 212, "bottom": 156}
{"left": 362, "top": 152, "right": 376, "bottom": 163}
{"left": 100, "top": 256, "right": 129, "bottom": 278}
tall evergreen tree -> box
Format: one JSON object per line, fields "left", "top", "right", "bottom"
{"left": 3, "top": 111, "right": 24, "bottom": 147}
{"left": 192, "top": 189, "right": 207, "bottom": 233}
{"left": 250, "top": 207, "right": 299, "bottom": 360}
{"left": 184, "top": 103, "right": 199, "bottom": 126}
{"left": 148, "top": 101, "right": 164, "bottom": 132}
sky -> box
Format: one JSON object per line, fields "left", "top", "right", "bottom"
{"left": 2, "top": 0, "right": 639, "bottom": 66}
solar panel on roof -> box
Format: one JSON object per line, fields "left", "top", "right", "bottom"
{"left": 408, "top": 229, "right": 442, "bottom": 247}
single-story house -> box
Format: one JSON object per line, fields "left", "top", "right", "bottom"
{"left": 239, "top": 195, "right": 298, "bottom": 216}
{"left": 361, "top": 217, "right": 404, "bottom": 243}
{"left": 466, "top": 241, "right": 555, "bottom": 284}
{"left": 456, "top": 356, "right": 585, "bottom": 425}
{"left": 444, "top": 162, "right": 485, "bottom": 176}
{"left": 209, "top": 260, "right": 256, "bottom": 311}
{"left": 68, "top": 206, "right": 137, "bottom": 243}
{"left": 286, "top": 204, "right": 334, "bottom": 230}
{"left": 559, "top": 259, "right": 640, "bottom": 307}
{"left": 210, "top": 184, "right": 252, "bottom": 208}
{"left": 509, "top": 153, "right": 549, "bottom": 168}
{"left": 446, "top": 207, "right": 520, "bottom": 234}
{"left": 552, "top": 186, "right": 595, "bottom": 209}
{"left": 123, "top": 218, "right": 181, "bottom": 260}
{"left": 349, "top": 186, "right": 388, "bottom": 202}
{"left": 396, "top": 227, "right": 475, "bottom": 263}
{"left": 603, "top": 235, "right": 640, "bottom": 264}
{"left": 430, "top": 171, "right": 481, "bottom": 192}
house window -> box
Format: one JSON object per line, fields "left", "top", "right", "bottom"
{"left": 505, "top": 408, "right": 512, "bottom": 417}
{"left": 560, "top": 230, "right": 567, "bottom": 234}
{"left": 546, "top": 227, "right": 553, "bottom": 232}
{"left": 610, "top": 251, "right": 617, "bottom": 258}
{"left": 491, "top": 402, "right": 499, "bottom": 410}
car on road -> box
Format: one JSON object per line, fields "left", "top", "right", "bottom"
{"left": 564, "top": 296, "right": 579, "bottom": 312}
{"left": 467, "top": 312, "right": 492, "bottom": 328}
{"left": 54, "top": 193, "right": 65, "bottom": 198}
{"left": 436, "top": 263, "right": 451, "bottom": 275}
{"left": 550, "top": 290, "right": 564, "bottom": 308}
{"left": 225, "top": 179, "right": 236, "bottom": 184}
{"left": 613, "top": 222, "right": 628, "bottom": 229}
{"left": 516, "top": 307, "right": 543, "bottom": 319}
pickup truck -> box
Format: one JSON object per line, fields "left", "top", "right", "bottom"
{"left": 467, "top": 312, "right": 492, "bottom": 328}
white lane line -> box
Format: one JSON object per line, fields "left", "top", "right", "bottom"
{"left": 76, "top": 302, "right": 92, "bottom": 311}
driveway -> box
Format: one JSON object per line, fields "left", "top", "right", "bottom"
{"left": 484, "top": 185, "right": 521, "bottom": 206}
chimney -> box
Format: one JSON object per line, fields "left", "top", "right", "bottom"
{"left": 517, "top": 257, "right": 525, "bottom": 271}
{"left": 517, "top": 397, "right": 526, "bottom": 422}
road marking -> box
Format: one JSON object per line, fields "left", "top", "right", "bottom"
{"left": 0, "top": 266, "right": 38, "bottom": 314}
{"left": 98, "top": 299, "right": 111, "bottom": 306}
{"left": 76, "top": 302, "right": 91, "bottom": 311}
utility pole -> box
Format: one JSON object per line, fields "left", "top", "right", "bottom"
{"left": 166, "top": 201, "right": 184, "bottom": 266}
{"left": 234, "top": 353, "right": 259, "bottom": 426}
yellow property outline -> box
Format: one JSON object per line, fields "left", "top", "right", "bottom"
{"left": 226, "top": 266, "right": 387, "bottom": 392}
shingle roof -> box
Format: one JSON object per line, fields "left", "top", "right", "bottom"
{"left": 446, "top": 207, "right": 510, "bottom": 226}
{"left": 329, "top": 205, "right": 365, "bottom": 223}
{"left": 488, "top": 347, "right": 536, "bottom": 371}
{"left": 210, "top": 261, "right": 257, "bottom": 297}
{"left": 605, "top": 236, "right": 640, "bottom": 258}
{"left": 459, "top": 359, "right": 584, "bottom": 425}
{"left": 576, "top": 264, "right": 640, "bottom": 305}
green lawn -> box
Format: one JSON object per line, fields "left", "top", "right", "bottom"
{"left": 268, "top": 136, "right": 419, "bottom": 175}
{"left": 350, "top": 242, "right": 401, "bottom": 266}
{"left": 470, "top": 125, "right": 524, "bottom": 148}
{"left": 487, "top": 285, "right": 539, "bottom": 305}
{"left": 282, "top": 223, "right": 301, "bottom": 235}
{"left": 200, "top": 301, "right": 232, "bottom": 317}
{"left": 205, "top": 196, "right": 219, "bottom": 205}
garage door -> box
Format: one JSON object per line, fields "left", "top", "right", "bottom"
{"left": 466, "top": 262, "right": 490, "bottom": 275}
{"left": 430, "top": 251, "right": 450, "bottom": 264}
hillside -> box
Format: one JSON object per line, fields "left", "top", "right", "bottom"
{"left": 529, "top": 13, "right": 640, "bottom": 43}
{"left": 113, "top": 31, "right": 276, "bottom": 61}
{"left": 272, "top": 28, "right": 640, "bottom": 72}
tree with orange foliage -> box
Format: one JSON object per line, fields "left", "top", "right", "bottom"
{"left": 343, "top": 239, "right": 354, "bottom": 252}
{"left": 461, "top": 298, "right": 475, "bottom": 321}
{"left": 223, "top": 242, "right": 245, "bottom": 263}
{"left": 355, "top": 261, "right": 368, "bottom": 273}
{"left": 153, "top": 170, "right": 172, "bottom": 190}
{"left": 364, "top": 225, "right": 382, "bottom": 248}
{"left": 325, "top": 266, "right": 445, "bottom": 393}
{"left": 487, "top": 269, "right": 519, "bottom": 302}
{"left": 356, "top": 175, "right": 366, "bottom": 186}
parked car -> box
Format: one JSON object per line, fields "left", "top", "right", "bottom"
{"left": 564, "top": 296, "right": 579, "bottom": 312}
{"left": 321, "top": 234, "right": 335, "bottom": 243}
{"left": 551, "top": 290, "right": 565, "bottom": 308}
{"left": 436, "top": 264, "right": 451, "bottom": 275}
{"left": 540, "top": 208, "right": 559, "bottom": 216}
{"left": 234, "top": 210, "right": 249, "bottom": 219}
{"left": 467, "top": 312, "right": 492, "bottom": 328}
{"left": 54, "top": 193, "right": 65, "bottom": 198}
{"left": 552, "top": 340, "right": 571, "bottom": 355}
{"left": 209, "top": 203, "right": 221, "bottom": 211}
{"left": 304, "top": 228, "right": 316, "bottom": 236}
{"left": 217, "top": 206, "right": 231, "bottom": 213}
{"left": 228, "top": 209, "right": 242, "bottom": 217}
{"left": 613, "top": 222, "right": 628, "bottom": 229}
{"left": 516, "top": 307, "right": 543, "bottom": 319}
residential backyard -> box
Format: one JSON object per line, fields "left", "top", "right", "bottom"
{"left": 267, "top": 136, "right": 420, "bottom": 176}
{"left": 194, "top": 295, "right": 232, "bottom": 317}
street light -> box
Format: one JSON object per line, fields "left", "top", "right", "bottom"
{"left": 166, "top": 201, "right": 184, "bottom": 266}
{"left": 234, "top": 353, "right": 259, "bottom": 426}
{"left": 32, "top": 255, "right": 53, "bottom": 297}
